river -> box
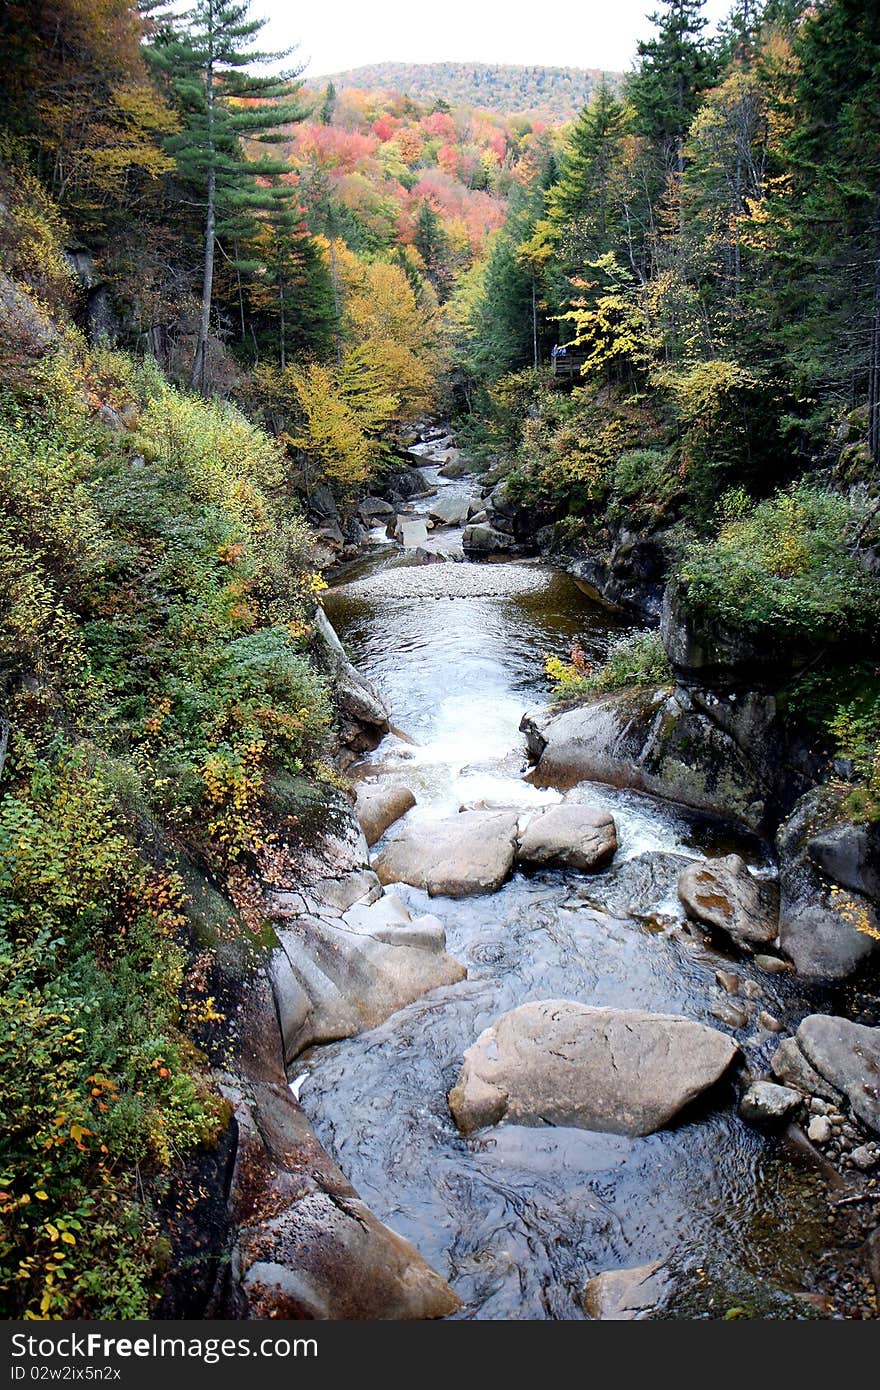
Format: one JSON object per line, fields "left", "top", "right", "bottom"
{"left": 299, "top": 452, "right": 844, "bottom": 1320}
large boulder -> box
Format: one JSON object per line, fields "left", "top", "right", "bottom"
{"left": 354, "top": 781, "right": 416, "bottom": 847}
{"left": 677, "top": 854, "right": 778, "bottom": 950}
{"left": 395, "top": 516, "right": 429, "bottom": 549}
{"left": 374, "top": 809, "right": 519, "bottom": 897}
{"left": 807, "top": 819, "right": 880, "bottom": 900}
{"left": 448, "top": 1000, "right": 739, "bottom": 1136}
{"left": 583, "top": 1262, "right": 672, "bottom": 1320}
{"left": 516, "top": 804, "right": 617, "bottom": 872}
{"left": 269, "top": 889, "right": 466, "bottom": 1063}
{"left": 770, "top": 1036, "right": 843, "bottom": 1104}
{"left": 776, "top": 789, "right": 880, "bottom": 981}
{"left": 427, "top": 494, "right": 470, "bottom": 527}
{"left": 794, "top": 1015, "right": 880, "bottom": 1135}
{"left": 566, "top": 526, "right": 673, "bottom": 618}
{"left": 357, "top": 495, "right": 395, "bottom": 525}
{"left": 438, "top": 455, "right": 470, "bottom": 479}
{"left": 462, "top": 522, "right": 514, "bottom": 556}
{"left": 523, "top": 686, "right": 778, "bottom": 831}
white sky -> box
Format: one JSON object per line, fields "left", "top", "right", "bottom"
{"left": 261, "top": 0, "right": 735, "bottom": 80}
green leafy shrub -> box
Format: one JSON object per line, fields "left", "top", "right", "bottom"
{"left": 676, "top": 484, "right": 880, "bottom": 642}
{"left": 0, "top": 745, "right": 225, "bottom": 1318}
{"left": 545, "top": 628, "right": 672, "bottom": 702}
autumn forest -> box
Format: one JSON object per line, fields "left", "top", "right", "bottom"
{"left": 1, "top": 0, "right": 879, "bottom": 1326}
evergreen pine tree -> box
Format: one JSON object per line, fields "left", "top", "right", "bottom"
{"left": 628, "top": 0, "right": 719, "bottom": 177}
{"left": 147, "top": 0, "right": 307, "bottom": 389}
{"left": 782, "top": 0, "right": 880, "bottom": 463}
{"left": 414, "top": 199, "right": 453, "bottom": 300}
{"left": 547, "top": 82, "right": 626, "bottom": 237}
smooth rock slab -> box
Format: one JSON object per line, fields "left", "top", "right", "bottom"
{"left": 270, "top": 893, "right": 466, "bottom": 1062}
{"left": 770, "top": 1036, "right": 842, "bottom": 1104}
{"left": 795, "top": 1014, "right": 880, "bottom": 1135}
{"left": 516, "top": 804, "right": 617, "bottom": 872}
{"left": 583, "top": 1262, "right": 671, "bottom": 1320}
{"left": 448, "top": 1000, "right": 739, "bottom": 1136}
{"left": 678, "top": 854, "right": 778, "bottom": 950}
{"left": 427, "top": 494, "right": 470, "bottom": 527}
{"left": 396, "top": 518, "right": 429, "bottom": 549}
{"left": 374, "top": 809, "right": 519, "bottom": 897}
{"left": 355, "top": 781, "right": 416, "bottom": 847}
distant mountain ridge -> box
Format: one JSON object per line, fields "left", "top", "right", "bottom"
{"left": 307, "top": 61, "right": 622, "bottom": 119}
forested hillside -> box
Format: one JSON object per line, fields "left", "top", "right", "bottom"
{"left": 309, "top": 62, "right": 620, "bottom": 119}
{"left": 452, "top": 0, "right": 880, "bottom": 812}
{"left": 0, "top": 0, "right": 879, "bottom": 1324}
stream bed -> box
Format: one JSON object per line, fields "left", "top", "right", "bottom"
{"left": 298, "top": 458, "right": 856, "bottom": 1319}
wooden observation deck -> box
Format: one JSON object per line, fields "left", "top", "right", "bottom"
{"left": 550, "top": 346, "right": 589, "bottom": 384}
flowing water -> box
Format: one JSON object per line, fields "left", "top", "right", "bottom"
{"left": 298, "top": 456, "right": 842, "bottom": 1320}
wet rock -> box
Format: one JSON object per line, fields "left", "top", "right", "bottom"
{"left": 311, "top": 607, "right": 389, "bottom": 752}
{"left": 583, "top": 1262, "right": 672, "bottom": 1320}
{"left": 740, "top": 1082, "right": 802, "bottom": 1126}
{"left": 462, "top": 522, "right": 514, "bottom": 556}
{"left": 807, "top": 1114, "right": 832, "bottom": 1144}
{"left": 754, "top": 954, "right": 792, "bottom": 975}
{"left": 357, "top": 495, "right": 395, "bottom": 525}
{"left": 427, "top": 494, "right": 471, "bottom": 527}
{"left": 409, "top": 545, "right": 451, "bottom": 564}
{"left": 777, "top": 789, "right": 880, "bottom": 982}
{"left": 770, "top": 1036, "right": 842, "bottom": 1104}
{"left": 448, "top": 1000, "right": 739, "bottom": 1137}
{"left": 438, "top": 455, "right": 471, "bottom": 479}
{"left": 715, "top": 970, "right": 740, "bottom": 994}
{"left": 758, "top": 1010, "right": 783, "bottom": 1033}
{"left": 677, "top": 855, "right": 778, "bottom": 950}
{"left": 354, "top": 781, "right": 416, "bottom": 847}
{"left": 710, "top": 999, "right": 751, "bottom": 1030}
{"left": 523, "top": 688, "right": 775, "bottom": 831}
{"left": 228, "top": 1070, "right": 460, "bottom": 1320}
{"left": 269, "top": 891, "right": 466, "bottom": 1063}
{"left": 795, "top": 1014, "right": 880, "bottom": 1135}
{"left": 374, "top": 809, "right": 520, "bottom": 897}
{"left": 516, "top": 804, "right": 617, "bottom": 872}
{"left": 850, "top": 1143, "right": 879, "bottom": 1171}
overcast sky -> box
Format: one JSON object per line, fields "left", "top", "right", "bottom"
{"left": 260, "top": 0, "right": 734, "bottom": 80}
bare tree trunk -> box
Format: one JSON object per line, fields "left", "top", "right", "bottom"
{"left": 190, "top": 2, "right": 216, "bottom": 392}
{"left": 870, "top": 200, "right": 880, "bottom": 468}
{"left": 531, "top": 269, "right": 538, "bottom": 369}
{"left": 278, "top": 269, "right": 286, "bottom": 370}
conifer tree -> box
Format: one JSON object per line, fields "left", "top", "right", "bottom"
{"left": 782, "top": 0, "right": 880, "bottom": 463}
{"left": 147, "top": 1, "right": 307, "bottom": 389}
{"left": 547, "top": 82, "right": 626, "bottom": 239}
{"left": 628, "top": 0, "right": 718, "bottom": 177}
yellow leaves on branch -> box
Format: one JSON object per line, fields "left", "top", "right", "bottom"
{"left": 288, "top": 359, "right": 379, "bottom": 490}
